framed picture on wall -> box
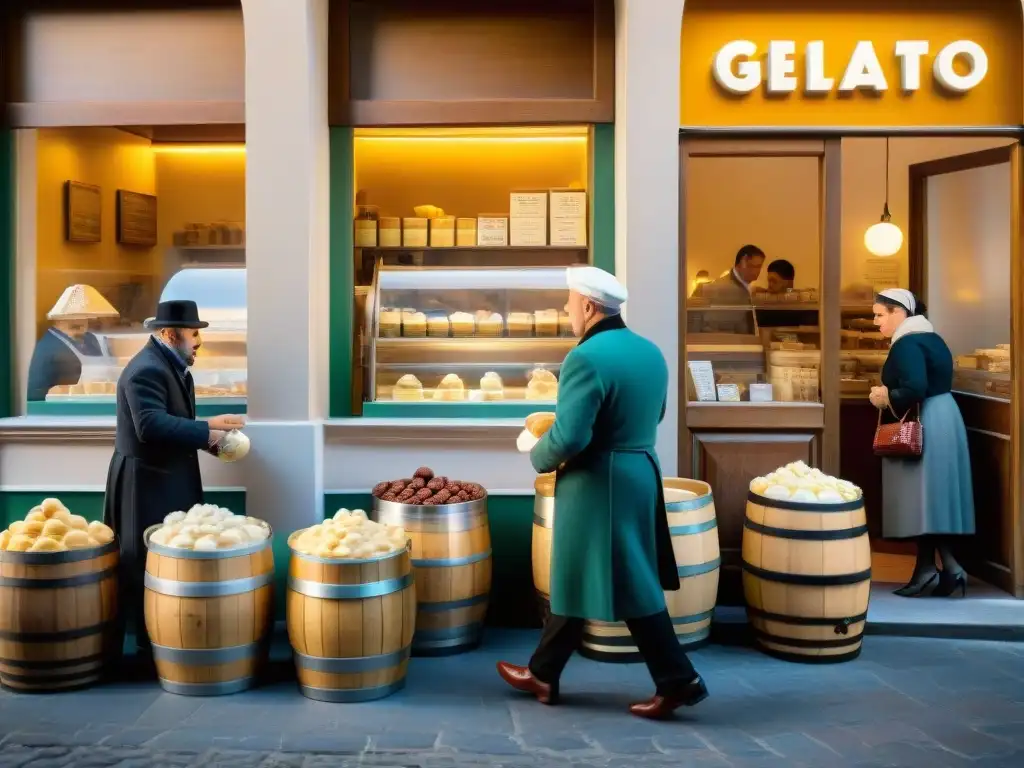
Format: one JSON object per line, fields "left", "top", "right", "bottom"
{"left": 116, "top": 190, "right": 158, "bottom": 246}
{"left": 64, "top": 181, "right": 102, "bottom": 243}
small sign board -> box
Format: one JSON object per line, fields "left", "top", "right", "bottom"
{"left": 64, "top": 181, "right": 101, "bottom": 243}
{"left": 116, "top": 190, "right": 158, "bottom": 246}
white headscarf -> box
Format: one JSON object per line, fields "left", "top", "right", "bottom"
{"left": 877, "top": 289, "right": 935, "bottom": 342}
{"left": 877, "top": 288, "right": 916, "bottom": 316}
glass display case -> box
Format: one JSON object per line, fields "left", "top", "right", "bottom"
{"left": 39, "top": 267, "right": 247, "bottom": 409}
{"left": 365, "top": 264, "right": 575, "bottom": 409}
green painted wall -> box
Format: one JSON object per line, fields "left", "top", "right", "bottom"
{"left": 325, "top": 491, "right": 541, "bottom": 628}
{"left": 329, "top": 126, "right": 355, "bottom": 418}
{"left": 591, "top": 123, "right": 615, "bottom": 276}
{"left": 0, "top": 129, "right": 13, "bottom": 418}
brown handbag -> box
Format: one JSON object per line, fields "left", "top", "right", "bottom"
{"left": 873, "top": 404, "right": 923, "bottom": 457}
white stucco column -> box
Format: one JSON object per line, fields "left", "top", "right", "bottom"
{"left": 239, "top": 0, "right": 330, "bottom": 532}
{"left": 615, "top": 0, "right": 685, "bottom": 474}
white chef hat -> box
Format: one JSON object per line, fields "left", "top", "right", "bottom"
{"left": 566, "top": 266, "right": 628, "bottom": 310}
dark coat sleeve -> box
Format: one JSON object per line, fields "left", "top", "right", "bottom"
{"left": 888, "top": 340, "right": 929, "bottom": 416}
{"left": 124, "top": 366, "right": 210, "bottom": 449}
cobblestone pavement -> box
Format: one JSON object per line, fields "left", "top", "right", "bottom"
{"left": 2, "top": 631, "right": 1024, "bottom": 767}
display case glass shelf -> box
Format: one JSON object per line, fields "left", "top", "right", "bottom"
{"left": 364, "top": 264, "right": 572, "bottom": 416}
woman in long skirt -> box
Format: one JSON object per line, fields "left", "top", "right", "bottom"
{"left": 869, "top": 289, "right": 975, "bottom": 598}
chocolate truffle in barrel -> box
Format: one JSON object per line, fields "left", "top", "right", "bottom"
{"left": 372, "top": 473, "right": 491, "bottom": 656}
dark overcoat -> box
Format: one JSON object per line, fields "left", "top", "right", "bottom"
{"left": 530, "top": 315, "right": 678, "bottom": 621}
{"left": 103, "top": 338, "right": 209, "bottom": 638}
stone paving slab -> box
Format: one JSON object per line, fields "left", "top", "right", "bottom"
{"left": 2, "top": 631, "right": 1024, "bottom": 767}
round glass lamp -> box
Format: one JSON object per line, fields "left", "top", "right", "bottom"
{"left": 864, "top": 204, "right": 903, "bottom": 257}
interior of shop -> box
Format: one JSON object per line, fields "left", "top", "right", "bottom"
{"left": 349, "top": 126, "right": 598, "bottom": 415}
{"left": 25, "top": 127, "right": 246, "bottom": 412}
{"left": 682, "top": 134, "right": 1015, "bottom": 599}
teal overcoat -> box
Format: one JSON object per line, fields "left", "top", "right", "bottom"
{"left": 531, "top": 315, "right": 679, "bottom": 621}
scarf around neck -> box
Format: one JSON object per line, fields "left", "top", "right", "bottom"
{"left": 890, "top": 314, "right": 934, "bottom": 344}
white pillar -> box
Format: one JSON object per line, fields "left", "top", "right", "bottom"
{"left": 239, "top": 0, "right": 330, "bottom": 533}
{"left": 615, "top": 0, "right": 685, "bottom": 474}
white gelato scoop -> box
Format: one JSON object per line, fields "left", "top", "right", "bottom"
{"left": 218, "top": 430, "right": 251, "bottom": 462}
{"left": 516, "top": 429, "right": 540, "bottom": 454}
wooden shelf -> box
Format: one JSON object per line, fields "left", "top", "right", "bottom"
{"left": 356, "top": 245, "right": 588, "bottom": 252}
{"left": 172, "top": 244, "right": 245, "bottom": 251}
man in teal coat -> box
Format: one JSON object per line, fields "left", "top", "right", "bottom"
{"left": 497, "top": 266, "right": 708, "bottom": 720}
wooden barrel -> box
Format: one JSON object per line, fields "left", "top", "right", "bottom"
{"left": 287, "top": 535, "right": 416, "bottom": 701}
{"left": 373, "top": 496, "right": 491, "bottom": 656}
{"left": 143, "top": 526, "right": 274, "bottom": 696}
{"left": 532, "top": 476, "right": 720, "bottom": 661}
{"left": 532, "top": 474, "right": 555, "bottom": 622}
{"left": 0, "top": 538, "right": 120, "bottom": 692}
{"left": 742, "top": 490, "right": 871, "bottom": 663}
{"left": 581, "top": 478, "right": 720, "bottom": 661}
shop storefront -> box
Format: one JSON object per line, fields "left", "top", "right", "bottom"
{"left": 676, "top": 0, "right": 1024, "bottom": 602}
{"left": 0, "top": 0, "right": 624, "bottom": 629}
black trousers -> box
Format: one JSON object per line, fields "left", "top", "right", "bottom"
{"left": 529, "top": 609, "right": 698, "bottom": 696}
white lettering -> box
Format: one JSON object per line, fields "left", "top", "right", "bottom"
{"left": 713, "top": 40, "right": 760, "bottom": 94}
{"left": 804, "top": 41, "right": 833, "bottom": 93}
{"left": 839, "top": 41, "right": 888, "bottom": 92}
{"left": 895, "top": 40, "right": 929, "bottom": 90}
{"left": 710, "top": 39, "right": 988, "bottom": 96}
{"left": 934, "top": 40, "right": 988, "bottom": 92}
{"left": 767, "top": 40, "right": 797, "bottom": 93}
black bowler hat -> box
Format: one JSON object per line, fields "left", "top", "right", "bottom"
{"left": 144, "top": 300, "right": 209, "bottom": 330}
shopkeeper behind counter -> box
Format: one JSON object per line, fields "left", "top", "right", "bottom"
{"left": 27, "top": 285, "right": 119, "bottom": 401}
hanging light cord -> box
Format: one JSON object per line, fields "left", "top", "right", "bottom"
{"left": 882, "top": 137, "right": 892, "bottom": 222}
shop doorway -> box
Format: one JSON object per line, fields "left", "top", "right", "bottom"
{"left": 907, "top": 144, "right": 1021, "bottom": 596}
{"left": 680, "top": 134, "right": 1024, "bottom": 603}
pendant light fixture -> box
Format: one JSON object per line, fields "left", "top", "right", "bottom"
{"left": 864, "top": 136, "right": 904, "bottom": 257}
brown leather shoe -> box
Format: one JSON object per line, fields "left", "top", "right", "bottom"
{"left": 496, "top": 662, "right": 556, "bottom": 704}
{"left": 629, "top": 676, "right": 708, "bottom": 720}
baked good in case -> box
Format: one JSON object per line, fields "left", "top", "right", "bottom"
{"left": 534, "top": 310, "right": 558, "bottom": 337}
{"left": 477, "top": 312, "right": 504, "bottom": 337}
{"left": 427, "top": 316, "right": 450, "bottom": 338}
{"left": 559, "top": 312, "right": 573, "bottom": 336}
{"left": 449, "top": 312, "right": 476, "bottom": 337}
{"left": 379, "top": 309, "right": 401, "bottom": 338}
{"left": 433, "top": 373, "right": 466, "bottom": 401}
{"left": 394, "top": 374, "right": 425, "bottom": 401}
{"left": 507, "top": 313, "right": 534, "bottom": 337}
{"left": 480, "top": 372, "right": 504, "bottom": 401}
{"left": 402, "top": 311, "right": 427, "bottom": 337}
{"left": 526, "top": 368, "right": 559, "bottom": 400}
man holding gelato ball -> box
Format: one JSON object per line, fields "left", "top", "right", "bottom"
{"left": 501, "top": 266, "right": 708, "bottom": 720}
{"left": 103, "top": 300, "right": 247, "bottom": 658}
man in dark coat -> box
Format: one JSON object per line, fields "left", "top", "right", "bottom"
{"left": 497, "top": 267, "right": 708, "bottom": 720}
{"left": 103, "top": 300, "right": 245, "bottom": 655}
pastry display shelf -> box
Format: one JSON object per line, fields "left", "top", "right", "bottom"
{"left": 687, "top": 303, "right": 873, "bottom": 312}
{"left": 356, "top": 246, "right": 588, "bottom": 252}
{"left": 28, "top": 396, "right": 247, "bottom": 417}
{"left": 361, "top": 400, "right": 556, "bottom": 419}
{"left": 374, "top": 337, "right": 575, "bottom": 365}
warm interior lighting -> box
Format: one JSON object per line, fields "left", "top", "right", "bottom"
{"left": 354, "top": 136, "right": 587, "bottom": 144}
{"left": 865, "top": 213, "right": 904, "bottom": 258}
{"left": 151, "top": 144, "right": 246, "bottom": 155}
{"left": 864, "top": 136, "right": 903, "bottom": 257}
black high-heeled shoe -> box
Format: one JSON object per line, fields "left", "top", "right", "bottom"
{"left": 893, "top": 570, "right": 939, "bottom": 597}
{"left": 931, "top": 569, "right": 967, "bottom": 598}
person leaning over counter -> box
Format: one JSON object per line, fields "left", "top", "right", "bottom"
{"left": 103, "top": 300, "right": 246, "bottom": 659}
{"left": 27, "top": 284, "right": 119, "bottom": 401}
{"left": 497, "top": 266, "right": 708, "bottom": 721}
{"left": 690, "top": 244, "right": 764, "bottom": 334}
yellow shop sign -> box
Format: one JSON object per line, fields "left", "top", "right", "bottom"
{"left": 713, "top": 40, "right": 987, "bottom": 95}
{"left": 680, "top": 0, "right": 1023, "bottom": 128}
